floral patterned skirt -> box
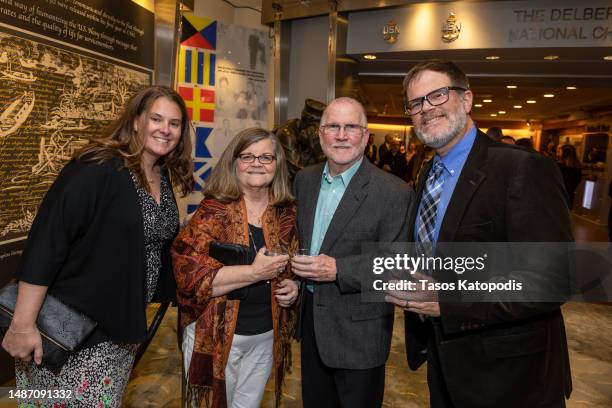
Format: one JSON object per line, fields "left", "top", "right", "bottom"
{"left": 16, "top": 341, "right": 137, "bottom": 408}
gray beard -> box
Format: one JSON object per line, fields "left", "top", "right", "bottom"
{"left": 414, "top": 111, "right": 468, "bottom": 149}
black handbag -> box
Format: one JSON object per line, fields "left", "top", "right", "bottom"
{"left": 209, "top": 242, "right": 256, "bottom": 300}
{"left": 209, "top": 242, "right": 256, "bottom": 265}
{"left": 0, "top": 282, "right": 97, "bottom": 373}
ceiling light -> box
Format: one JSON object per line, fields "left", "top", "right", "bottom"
{"left": 604, "top": 56, "right": 612, "bottom": 60}
{"left": 483, "top": 99, "right": 492, "bottom": 103}
{"left": 485, "top": 55, "right": 500, "bottom": 60}
{"left": 490, "top": 113, "right": 497, "bottom": 117}
{"left": 543, "top": 93, "right": 555, "bottom": 98}
{"left": 566, "top": 86, "right": 577, "bottom": 90}
{"left": 514, "top": 105, "right": 523, "bottom": 109}
{"left": 544, "top": 55, "right": 559, "bottom": 60}
{"left": 526, "top": 100, "right": 536, "bottom": 104}
{"left": 498, "top": 111, "right": 506, "bottom": 114}
{"left": 364, "top": 54, "right": 377, "bottom": 60}
{"left": 506, "top": 85, "right": 517, "bottom": 89}
{"left": 474, "top": 104, "right": 483, "bottom": 107}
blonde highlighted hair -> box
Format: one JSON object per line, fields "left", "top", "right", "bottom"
{"left": 203, "top": 128, "right": 294, "bottom": 206}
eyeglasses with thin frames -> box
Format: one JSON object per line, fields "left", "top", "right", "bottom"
{"left": 319, "top": 123, "right": 366, "bottom": 136}
{"left": 237, "top": 153, "right": 276, "bottom": 164}
{"left": 404, "top": 86, "right": 467, "bottom": 116}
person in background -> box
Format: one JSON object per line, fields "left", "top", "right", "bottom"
{"left": 2, "top": 86, "right": 193, "bottom": 407}
{"left": 557, "top": 144, "right": 582, "bottom": 208}
{"left": 544, "top": 136, "right": 558, "bottom": 159}
{"left": 515, "top": 137, "right": 535, "bottom": 150}
{"left": 485, "top": 126, "right": 504, "bottom": 141}
{"left": 406, "top": 142, "right": 417, "bottom": 164}
{"left": 365, "top": 133, "right": 377, "bottom": 163}
{"left": 377, "top": 133, "right": 394, "bottom": 165}
{"left": 172, "top": 128, "right": 299, "bottom": 408}
{"left": 380, "top": 136, "right": 410, "bottom": 182}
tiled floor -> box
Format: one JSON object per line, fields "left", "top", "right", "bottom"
{"left": 1, "top": 215, "right": 610, "bottom": 407}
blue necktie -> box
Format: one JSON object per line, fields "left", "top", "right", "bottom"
{"left": 416, "top": 161, "right": 446, "bottom": 254}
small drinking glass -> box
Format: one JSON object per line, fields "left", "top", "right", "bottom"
{"left": 294, "top": 248, "right": 311, "bottom": 257}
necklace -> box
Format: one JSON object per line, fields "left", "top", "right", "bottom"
{"left": 246, "top": 204, "right": 266, "bottom": 226}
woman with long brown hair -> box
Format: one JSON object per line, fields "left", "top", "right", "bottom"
{"left": 172, "top": 128, "right": 299, "bottom": 408}
{"left": 2, "top": 85, "right": 193, "bottom": 407}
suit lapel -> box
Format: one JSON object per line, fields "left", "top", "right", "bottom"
{"left": 299, "top": 163, "right": 324, "bottom": 250}
{"left": 437, "top": 132, "right": 489, "bottom": 242}
{"left": 319, "top": 160, "right": 370, "bottom": 254}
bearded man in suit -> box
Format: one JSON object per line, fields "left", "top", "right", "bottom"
{"left": 386, "top": 60, "right": 573, "bottom": 408}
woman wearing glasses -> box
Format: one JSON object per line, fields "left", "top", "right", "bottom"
{"left": 172, "top": 128, "right": 299, "bottom": 408}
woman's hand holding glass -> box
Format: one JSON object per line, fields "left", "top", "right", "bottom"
{"left": 250, "top": 248, "right": 289, "bottom": 283}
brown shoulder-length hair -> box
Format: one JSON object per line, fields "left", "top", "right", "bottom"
{"left": 73, "top": 85, "right": 194, "bottom": 197}
{"left": 203, "top": 128, "right": 294, "bottom": 206}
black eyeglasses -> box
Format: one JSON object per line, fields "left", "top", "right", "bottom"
{"left": 404, "top": 86, "right": 467, "bottom": 116}
{"left": 237, "top": 153, "right": 276, "bottom": 164}
{"left": 319, "top": 123, "right": 366, "bottom": 136}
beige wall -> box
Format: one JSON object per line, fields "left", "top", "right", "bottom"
{"left": 193, "top": 0, "right": 274, "bottom": 128}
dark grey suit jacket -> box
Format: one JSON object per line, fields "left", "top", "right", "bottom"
{"left": 294, "top": 158, "right": 414, "bottom": 369}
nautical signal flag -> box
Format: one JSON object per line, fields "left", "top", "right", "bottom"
{"left": 181, "top": 15, "right": 217, "bottom": 50}
{"left": 179, "top": 47, "right": 215, "bottom": 86}
{"left": 195, "top": 126, "right": 212, "bottom": 159}
{"left": 193, "top": 160, "right": 213, "bottom": 191}
{"left": 179, "top": 86, "right": 215, "bottom": 123}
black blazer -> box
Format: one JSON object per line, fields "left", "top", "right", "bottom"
{"left": 16, "top": 157, "right": 178, "bottom": 345}
{"left": 405, "top": 131, "right": 573, "bottom": 407}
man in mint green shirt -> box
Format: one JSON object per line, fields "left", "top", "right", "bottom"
{"left": 292, "top": 97, "right": 413, "bottom": 408}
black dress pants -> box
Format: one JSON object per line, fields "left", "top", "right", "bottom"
{"left": 300, "top": 291, "right": 385, "bottom": 408}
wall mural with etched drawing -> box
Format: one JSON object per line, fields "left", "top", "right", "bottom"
{"left": 0, "top": 31, "right": 150, "bottom": 241}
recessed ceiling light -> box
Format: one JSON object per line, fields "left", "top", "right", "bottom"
{"left": 526, "top": 100, "right": 537, "bottom": 104}
{"left": 604, "top": 56, "right": 612, "bottom": 60}
{"left": 543, "top": 93, "right": 555, "bottom": 98}
{"left": 498, "top": 111, "right": 506, "bottom": 114}
{"left": 474, "top": 104, "right": 483, "bottom": 107}
{"left": 364, "top": 54, "right": 377, "bottom": 60}
{"left": 544, "top": 55, "right": 559, "bottom": 60}
{"left": 506, "top": 85, "right": 517, "bottom": 89}
{"left": 485, "top": 55, "right": 500, "bottom": 60}
{"left": 490, "top": 113, "right": 498, "bottom": 117}
{"left": 483, "top": 99, "right": 492, "bottom": 103}
{"left": 566, "top": 86, "right": 577, "bottom": 90}
{"left": 514, "top": 105, "right": 523, "bottom": 109}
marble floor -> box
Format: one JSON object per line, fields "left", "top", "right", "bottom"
{"left": 0, "top": 302, "right": 608, "bottom": 408}
{"left": 117, "top": 301, "right": 611, "bottom": 408}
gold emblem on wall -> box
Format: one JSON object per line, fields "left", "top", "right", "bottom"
{"left": 383, "top": 20, "right": 400, "bottom": 44}
{"left": 441, "top": 12, "right": 461, "bottom": 43}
